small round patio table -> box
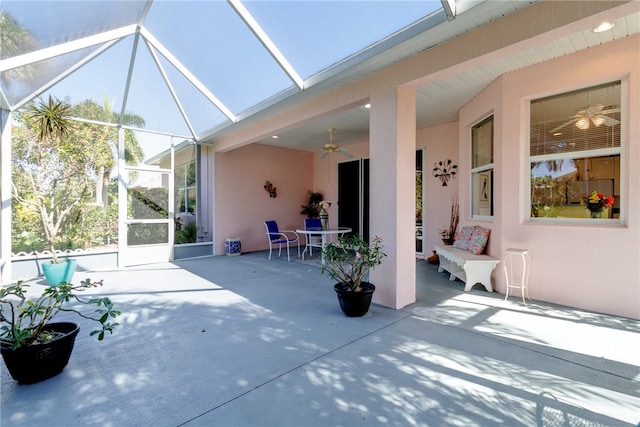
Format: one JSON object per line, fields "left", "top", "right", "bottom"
{"left": 295, "top": 227, "right": 352, "bottom": 265}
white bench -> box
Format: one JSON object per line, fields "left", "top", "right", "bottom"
{"left": 434, "top": 245, "right": 500, "bottom": 292}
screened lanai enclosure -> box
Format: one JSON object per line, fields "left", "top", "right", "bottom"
{"left": 1, "top": 0, "right": 462, "bottom": 278}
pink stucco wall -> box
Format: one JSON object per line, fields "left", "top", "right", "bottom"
{"left": 418, "top": 122, "right": 460, "bottom": 257}
{"left": 212, "top": 28, "right": 638, "bottom": 319}
{"left": 215, "top": 143, "right": 314, "bottom": 254}
{"left": 458, "top": 35, "right": 640, "bottom": 318}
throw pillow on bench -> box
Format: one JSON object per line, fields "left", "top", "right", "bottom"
{"left": 453, "top": 225, "right": 490, "bottom": 255}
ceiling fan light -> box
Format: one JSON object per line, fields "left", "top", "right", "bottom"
{"left": 591, "top": 115, "right": 606, "bottom": 127}
{"left": 575, "top": 118, "right": 590, "bottom": 130}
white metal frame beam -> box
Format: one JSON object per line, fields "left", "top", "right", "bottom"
{"left": 143, "top": 38, "right": 198, "bottom": 140}
{"left": 0, "top": 25, "right": 138, "bottom": 73}
{"left": 228, "top": 0, "right": 304, "bottom": 90}
{"left": 140, "top": 28, "right": 236, "bottom": 123}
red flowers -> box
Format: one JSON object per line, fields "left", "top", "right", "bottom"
{"left": 581, "top": 191, "right": 614, "bottom": 214}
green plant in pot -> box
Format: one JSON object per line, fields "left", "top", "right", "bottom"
{"left": 0, "top": 278, "right": 121, "bottom": 384}
{"left": 14, "top": 95, "right": 79, "bottom": 285}
{"left": 321, "top": 235, "right": 386, "bottom": 317}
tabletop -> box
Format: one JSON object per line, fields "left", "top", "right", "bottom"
{"left": 296, "top": 227, "right": 352, "bottom": 234}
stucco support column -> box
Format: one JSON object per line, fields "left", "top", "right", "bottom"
{"left": 1, "top": 110, "right": 12, "bottom": 283}
{"left": 369, "top": 86, "right": 416, "bottom": 309}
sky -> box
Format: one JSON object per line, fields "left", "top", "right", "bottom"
{"left": 2, "top": 1, "right": 445, "bottom": 156}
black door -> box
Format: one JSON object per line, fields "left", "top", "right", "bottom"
{"left": 338, "top": 159, "right": 369, "bottom": 241}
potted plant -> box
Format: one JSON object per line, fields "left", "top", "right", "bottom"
{"left": 0, "top": 278, "right": 121, "bottom": 384}
{"left": 300, "top": 191, "right": 324, "bottom": 218}
{"left": 13, "top": 95, "right": 79, "bottom": 285}
{"left": 321, "top": 235, "right": 386, "bottom": 317}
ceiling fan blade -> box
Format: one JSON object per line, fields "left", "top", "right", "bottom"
{"left": 338, "top": 150, "right": 353, "bottom": 159}
{"left": 549, "top": 119, "right": 576, "bottom": 133}
{"left": 320, "top": 151, "right": 329, "bottom": 159}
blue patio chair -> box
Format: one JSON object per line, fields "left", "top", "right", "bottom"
{"left": 302, "top": 218, "right": 323, "bottom": 259}
{"left": 264, "top": 220, "right": 300, "bottom": 261}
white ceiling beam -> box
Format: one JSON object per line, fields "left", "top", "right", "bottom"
{"left": 119, "top": 31, "right": 141, "bottom": 128}
{"left": 0, "top": 25, "right": 137, "bottom": 72}
{"left": 140, "top": 27, "right": 237, "bottom": 123}
{"left": 228, "top": 0, "right": 304, "bottom": 90}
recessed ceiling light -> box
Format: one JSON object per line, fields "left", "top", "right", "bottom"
{"left": 363, "top": 103, "right": 371, "bottom": 109}
{"left": 593, "top": 21, "right": 615, "bottom": 33}
{"left": 271, "top": 135, "right": 279, "bottom": 139}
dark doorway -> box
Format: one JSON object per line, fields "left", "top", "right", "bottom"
{"left": 338, "top": 159, "right": 369, "bottom": 241}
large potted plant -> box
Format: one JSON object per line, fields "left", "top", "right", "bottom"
{"left": 13, "top": 95, "right": 78, "bottom": 285}
{"left": 0, "top": 278, "right": 121, "bottom": 384}
{"left": 321, "top": 235, "right": 386, "bottom": 317}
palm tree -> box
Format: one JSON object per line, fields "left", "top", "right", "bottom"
{"left": 12, "top": 96, "right": 79, "bottom": 262}
{"left": 0, "top": 10, "right": 39, "bottom": 85}
{"left": 72, "top": 94, "right": 145, "bottom": 205}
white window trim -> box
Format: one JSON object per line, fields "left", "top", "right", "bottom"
{"left": 470, "top": 115, "right": 494, "bottom": 220}
{"left": 525, "top": 79, "right": 627, "bottom": 224}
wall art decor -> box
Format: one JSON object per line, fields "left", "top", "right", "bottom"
{"left": 432, "top": 159, "right": 458, "bottom": 186}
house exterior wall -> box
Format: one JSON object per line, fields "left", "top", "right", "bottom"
{"left": 215, "top": 143, "right": 314, "bottom": 254}
{"left": 211, "top": 3, "right": 638, "bottom": 318}
{"left": 458, "top": 34, "right": 640, "bottom": 319}
{"left": 418, "top": 122, "right": 460, "bottom": 257}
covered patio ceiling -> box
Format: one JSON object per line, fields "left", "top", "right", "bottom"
{"left": 1, "top": 1, "right": 638, "bottom": 154}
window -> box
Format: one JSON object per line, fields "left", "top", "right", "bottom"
{"left": 529, "top": 81, "right": 621, "bottom": 220}
{"left": 174, "top": 152, "right": 198, "bottom": 243}
{"left": 471, "top": 116, "right": 493, "bottom": 217}
{"left": 175, "top": 161, "right": 196, "bottom": 215}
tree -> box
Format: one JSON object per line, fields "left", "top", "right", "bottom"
{"left": 11, "top": 96, "right": 147, "bottom": 257}
{"left": 0, "top": 11, "right": 39, "bottom": 86}
{"left": 11, "top": 96, "right": 92, "bottom": 262}
{"left": 71, "top": 94, "right": 145, "bottom": 206}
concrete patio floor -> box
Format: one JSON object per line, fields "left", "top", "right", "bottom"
{"left": 1, "top": 251, "right": 639, "bottom": 427}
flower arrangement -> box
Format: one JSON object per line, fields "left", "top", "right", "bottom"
{"left": 439, "top": 229, "right": 453, "bottom": 240}
{"left": 321, "top": 235, "right": 386, "bottom": 292}
{"left": 581, "top": 191, "right": 614, "bottom": 214}
{"left": 301, "top": 191, "right": 324, "bottom": 218}
{"left": 319, "top": 200, "right": 331, "bottom": 212}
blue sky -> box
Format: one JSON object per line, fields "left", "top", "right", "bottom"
{"left": 4, "top": 1, "right": 444, "bottom": 148}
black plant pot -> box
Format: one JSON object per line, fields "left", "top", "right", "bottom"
{"left": 334, "top": 282, "right": 375, "bottom": 317}
{"left": 1, "top": 322, "right": 80, "bottom": 384}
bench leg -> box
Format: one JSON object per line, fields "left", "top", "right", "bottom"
{"left": 463, "top": 264, "right": 493, "bottom": 292}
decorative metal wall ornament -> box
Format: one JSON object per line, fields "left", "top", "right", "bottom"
{"left": 432, "top": 159, "right": 458, "bottom": 186}
{"left": 264, "top": 180, "right": 277, "bottom": 198}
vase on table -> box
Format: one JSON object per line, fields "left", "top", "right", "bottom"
{"left": 319, "top": 210, "right": 329, "bottom": 230}
{"left": 590, "top": 210, "right": 601, "bottom": 218}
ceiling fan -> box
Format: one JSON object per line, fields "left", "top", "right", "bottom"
{"left": 549, "top": 104, "right": 620, "bottom": 133}
{"left": 319, "top": 129, "right": 353, "bottom": 159}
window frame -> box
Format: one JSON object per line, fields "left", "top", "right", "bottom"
{"left": 526, "top": 79, "right": 625, "bottom": 224}
{"left": 471, "top": 115, "right": 494, "bottom": 219}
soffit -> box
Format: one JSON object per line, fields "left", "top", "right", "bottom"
{"left": 250, "top": 2, "right": 639, "bottom": 154}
